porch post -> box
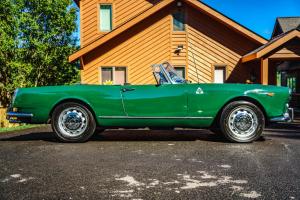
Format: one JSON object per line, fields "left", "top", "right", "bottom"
{"left": 260, "top": 58, "right": 269, "bottom": 85}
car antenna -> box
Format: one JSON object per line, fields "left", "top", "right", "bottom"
{"left": 190, "top": 44, "right": 201, "bottom": 83}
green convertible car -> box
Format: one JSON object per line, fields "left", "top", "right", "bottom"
{"left": 7, "top": 62, "right": 293, "bottom": 143}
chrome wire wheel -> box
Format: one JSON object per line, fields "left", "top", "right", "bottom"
{"left": 58, "top": 107, "right": 89, "bottom": 138}
{"left": 227, "top": 106, "right": 258, "bottom": 141}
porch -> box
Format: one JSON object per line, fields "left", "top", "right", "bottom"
{"left": 242, "top": 29, "right": 300, "bottom": 111}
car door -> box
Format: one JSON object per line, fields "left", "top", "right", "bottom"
{"left": 121, "top": 84, "right": 187, "bottom": 117}
{"left": 186, "top": 84, "right": 213, "bottom": 117}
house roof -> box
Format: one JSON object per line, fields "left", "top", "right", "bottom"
{"left": 69, "top": 0, "right": 267, "bottom": 62}
{"left": 272, "top": 17, "right": 300, "bottom": 38}
{"left": 278, "top": 17, "right": 300, "bottom": 32}
{"left": 242, "top": 28, "right": 300, "bottom": 63}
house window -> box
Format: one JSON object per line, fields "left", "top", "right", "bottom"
{"left": 100, "top": 4, "right": 112, "bottom": 32}
{"left": 101, "top": 67, "right": 126, "bottom": 85}
{"left": 287, "top": 76, "right": 297, "bottom": 93}
{"left": 213, "top": 66, "right": 226, "bottom": 83}
{"left": 276, "top": 71, "right": 282, "bottom": 86}
{"left": 174, "top": 66, "right": 186, "bottom": 79}
{"left": 173, "top": 11, "right": 185, "bottom": 31}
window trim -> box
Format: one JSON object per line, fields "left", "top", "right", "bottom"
{"left": 99, "top": 66, "right": 128, "bottom": 85}
{"left": 211, "top": 64, "right": 228, "bottom": 83}
{"left": 174, "top": 66, "right": 186, "bottom": 79}
{"left": 98, "top": 2, "right": 114, "bottom": 33}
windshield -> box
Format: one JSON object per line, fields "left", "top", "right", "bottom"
{"left": 152, "top": 65, "right": 169, "bottom": 85}
{"left": 162, "top": 62, "right": 186, "bottom": 84}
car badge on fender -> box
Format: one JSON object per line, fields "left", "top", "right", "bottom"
{"left": 196, "top": 87, "right": 204, "bottom": 94}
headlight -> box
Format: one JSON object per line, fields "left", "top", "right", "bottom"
{"left": 12, "top": 88, "right": 19, "bottom": 105}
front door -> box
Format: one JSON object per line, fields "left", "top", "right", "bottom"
{"left": 121, "top": 84, "right": 187, "bottom": 117}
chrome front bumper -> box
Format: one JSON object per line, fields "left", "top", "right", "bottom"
{"left": 6, "top": 107, "right": 33, "bottom": 123}
{"left": 270, "top": 108, "right": 294, "bottom": 123}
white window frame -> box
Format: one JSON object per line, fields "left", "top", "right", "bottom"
{"left": 212, "top": 65, "right": 227, "bottom": 83}
{"left": 99, "top": 3, "right": 113, "bottom": 32}
{"left": 99, "top": 66, "right": 127, "bottom": 85}
{"left": 174, "top": 66, "right": 186, "bottom": 79}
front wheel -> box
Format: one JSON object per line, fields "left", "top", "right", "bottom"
{"left": 51, "top": 102, "right": 96, "bottom": 142}
{"left": 220, "top": 101, "right": 265, "bottom": 143}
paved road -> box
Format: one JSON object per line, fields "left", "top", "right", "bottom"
{"left": 0, "top": 125, "right": 299, "bottom": 200}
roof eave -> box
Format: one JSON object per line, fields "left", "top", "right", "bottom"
{"left": 241, "top": 53, "right": 258, "bottom": 63}
{"left": 242, "top": 29, "right": 300, "bottom": 63}
{"left": 69, "top": 0, "right": 269, "bottom": 63}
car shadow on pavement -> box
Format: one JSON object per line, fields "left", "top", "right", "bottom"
{"left": 93, "top": 130, "right": 234, "bottom": 142}
{"left": 0, "top": 128, "right": 270, "bottom": 143}
{"left": 264, "top": 122, "right": 300, "bottom": 140}
{"left": 2, "top": 125, "right": 300, "bottom": 142}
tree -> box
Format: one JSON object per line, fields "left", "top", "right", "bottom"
{"left": 0, "top": 0, "right": 79, "bottom": 107}
{"left": 0, "top": 0, "right": 25, "bottom": 106}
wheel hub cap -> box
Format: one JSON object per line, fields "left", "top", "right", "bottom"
{"left": 64, "top": 112, "right": 83, "bottom": 130}
{"left": 234, "top": 111, "right": 253, "bottom": 131}
{"left": 228, "top": 107, "right": 258, "bottom": 139}
{"left": 58, "top": 107, "right": 88, "bottom": 138}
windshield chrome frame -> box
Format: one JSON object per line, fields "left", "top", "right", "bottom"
{"left": 152, "top": 62, "right": 185, "bottom": 85}
{"left": 152, "top": 63, "right": 172, "bottom": 84}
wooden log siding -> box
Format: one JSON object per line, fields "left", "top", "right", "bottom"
{"left": 186, "top": 6, "right": 260, "bottom": 83}
{"left": 77, "top": 1, "right": 264, "bottom": 85}
{"left": 80, "top": 0, "right": 157, "bottom": 47}
{"left": 171, "top": 32, "right": 187, "bottom": 66}
{"left": 81, "top": 8, "right": 172, "bottom": 84}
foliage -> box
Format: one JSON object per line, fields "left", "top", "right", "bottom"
{"left": 0, "top": 0, "right": 79, "bottom": 107}
{"left": 0, "top": 124, "right": 41, "bottom": 133}
{"left": 103, "top": 80, "right": 114, "bottom": 85}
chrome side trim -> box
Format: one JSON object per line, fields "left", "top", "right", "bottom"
{"left": 99, "top": 116, "right": 213, "bottom": 119}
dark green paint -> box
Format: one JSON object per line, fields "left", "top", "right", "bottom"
{"left": 12, "top": 83, "right": 290, "bottom": 128}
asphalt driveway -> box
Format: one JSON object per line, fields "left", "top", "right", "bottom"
{"left": 0, "top": 125, "right": 299, "bottom": 200}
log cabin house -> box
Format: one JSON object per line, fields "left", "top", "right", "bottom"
{"left": 69, "top": 0, "right": 300, "bottom": 109}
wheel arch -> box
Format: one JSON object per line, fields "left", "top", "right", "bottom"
{"left": 48, "top": 98, "right": 97, "bottom": 124}
{"left": 211, "top": 96, "right": 267, "bottom": 128}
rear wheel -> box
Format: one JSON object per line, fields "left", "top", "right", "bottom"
{"left": 220, "top": 101, "right": 265, "bottom": 143}
{"left": 51, "top": 102, "right": 96, "bottom": 142}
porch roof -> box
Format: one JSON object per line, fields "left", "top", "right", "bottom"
{"left": 242, "top": 28, "right": 300, "bottom": 63}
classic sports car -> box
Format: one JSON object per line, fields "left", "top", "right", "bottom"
{"left": 7, "top": 62, "right": 293, "bottom": 143}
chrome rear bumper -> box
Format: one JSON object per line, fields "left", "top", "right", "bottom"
{"left": 270, "top": 108, "right": 294, "bottom": 123}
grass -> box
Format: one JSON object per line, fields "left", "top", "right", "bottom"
{"left": 0, "top": 125, "right": 41, "bottom": 133}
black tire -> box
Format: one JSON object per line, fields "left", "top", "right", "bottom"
{"left": 51, "top": 102, "right": 96, "bottom": 142}
{"left": 220, "top": 101, "right": 265, "bottom": 143}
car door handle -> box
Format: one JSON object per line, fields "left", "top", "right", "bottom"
{"left": 121, "top": 88, "right": 135, "bottom": 92}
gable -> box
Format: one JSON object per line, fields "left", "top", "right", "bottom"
{"left": 69, "top": 0, "right": 267, "bottom": 62}
{"left": 242, "top": 29, "right": 300, "bottom": 62}
{"left": 272, "top": 17, "right": 300, "bottom": 38}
